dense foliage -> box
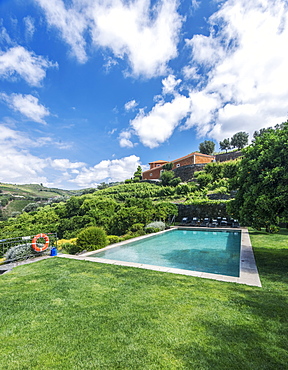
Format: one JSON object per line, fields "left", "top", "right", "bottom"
{"left": 219, "top": 138, "right": 231, "bottom": 152}
{"left": 230, "top": 131, "right": 249, "bottom": 150}
{"left": 199, "top": 140, "right": 215, "bottom": 155}
{"left": 76, "top": 226, "right": 108, "bottom": 252}
{"left": 228, "top": 122, "right": 288, "bottom": 231}
{"left": 0, "top": 183, "right": 180, "bottom": 244}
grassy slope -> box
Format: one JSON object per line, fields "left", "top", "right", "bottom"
{"left": 0, "top": 183, "right": 82, "bottom": 198}
{"left": 0, "top": 230, "right": 287, "bottom": 369}
{"left": 2, "top": 199, "right": 31, "bottom": 218}
{"left": 0, "top": 183, "right": 84, "bottom": 218}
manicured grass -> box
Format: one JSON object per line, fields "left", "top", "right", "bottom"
{"left": 0, "top": 230, "right": 287, "bottom": 369}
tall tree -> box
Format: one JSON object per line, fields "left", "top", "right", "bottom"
{"left": 230, "top": 131, "right": 249, "bottom": 150}
{"left": 228, "top": 122, "right": 288, "bottom": 232}
{"left": 133, "top": 166, "right": 142, "bottom": 182}
{"left": 199, "top": 140, "right": 215, "bottom": 155}
{"left": 219, "top": 138, "right": 231, "bottom": 153}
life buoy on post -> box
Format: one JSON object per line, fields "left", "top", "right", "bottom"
{"left": 31, "top": 233, "right": 49, "bottom": 252}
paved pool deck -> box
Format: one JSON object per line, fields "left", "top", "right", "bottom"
{"left": 57, "top": 227, "right": 262, "bottom": 287}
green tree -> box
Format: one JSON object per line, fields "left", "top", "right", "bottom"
{"left": 109, "top": 206, "right": 153, "bottom": 235}
{"left": 228, "top": 122, "right": 288, "bottom": 232}
{"left": 199, "top": 140, "right": 215, "bottom": 155}
{"left": 204, "top": 162, "right": 224, "bottom": 181}
{"left": 219, "top": 138, "right": 231, "bottom": 153}
{"left": 195, "top": 172, "right": 213, "bottom": 189}
{"left": 154, "top": 202, "right": 178, "bottom": 221}
{"left": 162, "top": 162, "right": 173, "bottom": 171}
{"left": 230, "top": 131, "right": 249, "bottom": 150}
{"left": 160, "top": 171, "right": 181, "bottom": 187}
{"left": 132, "top": 166, "right": 142, "bottom": 182}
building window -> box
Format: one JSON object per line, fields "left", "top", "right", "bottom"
{"left": 176, "top": 163, "right": 180, "bottom": 167}
{"left": 156, "top": 164, "right": 160, "bottom": 167}
{"left": 150, "top": 173, "right": 153, "bottom": 176}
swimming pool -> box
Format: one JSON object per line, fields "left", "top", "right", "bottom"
{"left": 89, "top": 228, "right": 241, "bottom": 277}
{"left": 72, "top": 227, "right": 261, "bottom": 286}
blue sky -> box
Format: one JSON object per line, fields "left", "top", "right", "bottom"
{"left": 0, "top": 0, "right": 287, "bottom": 189}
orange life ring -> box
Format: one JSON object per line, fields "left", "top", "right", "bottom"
{"left": 31, "top": 233, "right": 49, "bottom": 252}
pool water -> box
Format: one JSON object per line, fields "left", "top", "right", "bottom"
{"left": 91, "top": 229, "right": 241, "bottom": 277}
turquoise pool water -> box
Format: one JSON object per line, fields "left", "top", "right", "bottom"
{"left": 91, "top": 229, "right": 241, "bottom": 277}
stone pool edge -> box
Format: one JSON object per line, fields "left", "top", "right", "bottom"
{"left": 57, "top": 227, "right": 262, "bottom": 287}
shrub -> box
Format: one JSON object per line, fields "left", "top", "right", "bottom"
{"left": 107, "top": 235, "right": 121, "bottom": 244}
{"left": 145, "top": 227, "right": 160, "bottom": 233}
{"left": 145, "top": 221, "right": 165, "bottom": 231}
{"left": 175, "top": 183, "right": 190, "bottom": 195}
{"left": 57, "top": 238, "right": 77, "bottom": 253}
{"left": 265, "top": 224, "right": 280, "bottom": 234}
{"left": 129, "top": 223, "right": 145, "bottom": 232}
{"left": 195, "top": 173, "right": 213, "bottom": 188}
{"left": 5, "top": 243, "right": 42, "bottom": 262}
{"left": 120, "top": 234, "right": 137, "bottom": 241}
{"left": 76, "top": 226, "right": 108, "bottom": 252}
{"left": 61, "top": 242, "right": 81, "bottom": 254}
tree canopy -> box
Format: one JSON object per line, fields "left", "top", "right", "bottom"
{"left": 219, "top": 138, "right": 231, "bottom": 153}
{"left": 228, "top": 122, "right": 288, "bottom": 232}
{"left": 230, "top": 131, "right": 249, "bottom": 150}
{"left": 199, "top": 140, "right": 215, "bottom": 155}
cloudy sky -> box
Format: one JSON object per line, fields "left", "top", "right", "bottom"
{"left": 0, "top": 0, "right": 287, "bottom": 189}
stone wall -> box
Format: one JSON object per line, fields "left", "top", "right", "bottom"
{"left": 215, "top": 151, "right": 242, "bottom": 162}
{"left": 176, "top": 202, "right": 229, "bottom": 221}
{"left": 173, "top": 164, "right": 205, "bottom": 182}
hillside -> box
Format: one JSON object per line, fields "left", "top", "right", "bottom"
{"left": 0, "top": 183, "right": 87, "bottom": 219}
{"left": 0, "top": 183, "right": 83, "bottom": 198}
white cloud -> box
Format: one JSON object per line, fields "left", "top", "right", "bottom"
{"left": 124, "top": 99, "right": 138, "bottom": 111}
{"left": 0, "top": 124, "right": 144, "bottom": 189}
{"left": 0, "top": 123, "right": 85, "bottom": 186}
{"left": 182, "top": 91, "right": 221, "bottom": 136}
{"left": 191, "top": 0, "right": 201, "bottom": 11}
{"left": 50, "top": 158, "right": 85, "bottom": 171}
{"left": 0, "top": 46, "right": 57, "bottom": 86}
{"left": 103, "top": 56, "right": 118, "bottom": 73}
{"left": 90, "top": 0, "right": 182, "bottom": 77}
{"left": 0, "top": 24, "right": 12, "bottom": 44}
{"left": 162, "top": 74, "right": 181, "bottom": 95}
{"left": 182, "top": 65, "right": 200, "bottom": 80}
{"left": 182, "top": 0, "right": 288, "bottom": 140}
{"left": 35, "top": 0, "right": 88, "bottom": 63}
{"left": 70, "top": 155, "right": 142, "bottom": 187}
{"left": 118, "top": 130, "right": 135, "bottom": 148}
{"left": 130, "top": 94, "right": 191, "bottom": 148}
{"left": 0, "top": 124, "right": 49, "bottom": 184}
{"left": 0, "top": 93, "right": 50, "bottom": 123}
{"left": 128, "top": 0, "right": 288, "bottom": 147}
{"left": 23, "top": 16, "right": 35, "bottom": 39}
{"left": 36, "top": 0, "right": 182, "bottom": 77}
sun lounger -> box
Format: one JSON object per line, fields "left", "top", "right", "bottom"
{"left": 220, "top": 217, "right": 228, "bottom": 226}
{"left": 190, "top": 217, "right": 198, "bottom": 226}
{"left": 232, "top": 219, "right": 240, "bottom": 227}
{"left": 210, "top": 219, "right": 218, "bottom": 227}
{"left": 180, "top": 217, "right": 189, "bottom": 225}
{"left": 200, "top": 217, "right": 210, "bottom": 227}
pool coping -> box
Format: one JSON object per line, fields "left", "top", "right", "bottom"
{"left": 58, "top": 227, "right": 262, "bottom": 287}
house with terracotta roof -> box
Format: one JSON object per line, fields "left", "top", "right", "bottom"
{"left": 142, "top": 152, "right": 215, "bottom": 180}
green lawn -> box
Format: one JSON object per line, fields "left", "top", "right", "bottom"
{"left": 0, "top": 230, "right": 287, "bottom": 369}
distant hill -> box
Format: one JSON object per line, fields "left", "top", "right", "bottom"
{"left": 0, "top": 183, "right": 89, "bottom": 219}
{"left": 0, "top": 183, "right": 84, "bottom": 198}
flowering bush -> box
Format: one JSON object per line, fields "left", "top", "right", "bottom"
{"left": 145, "top": 221, "right": 165, "bottom": 232}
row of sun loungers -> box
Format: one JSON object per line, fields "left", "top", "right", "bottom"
{"left": 179, "top": 217, "right": 240, "bottom": 228}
